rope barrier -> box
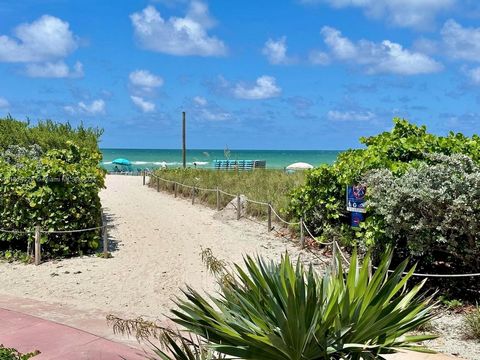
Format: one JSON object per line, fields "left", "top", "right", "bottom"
{"left": 375, "top": 266, "right": 480, "bottom": 278}
{"left": 301, "top": 220, "right": 334, "bottom": 246}
{"left": 269, "top": 205, "right": 300, "bottom": 225}
{"left": 218, "top": 189, "right": 237, "bottom": 198}
{"left": 41, "top": 224, "right": 112, "bottom": 234}
{"left": 0, "top": 224, "right": 112, "bottom": 235}
{"left": 195, "top": 186, "right": 217, "bottom": 192}
{"left": 245, "top": 198, "right": 270, "bottom": 206}
{"left": 0, "top": 228, "right": 33, "bottom": 234}
{"left": 146, "top": 173, "right": 480, "bottom": 278}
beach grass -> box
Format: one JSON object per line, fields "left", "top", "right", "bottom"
{"left": 149, "top": 168, "right": 304, "bottom": 221}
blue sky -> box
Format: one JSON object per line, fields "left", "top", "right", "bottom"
{"left": 1, "top": 0, "right": 480, "bottom": 149}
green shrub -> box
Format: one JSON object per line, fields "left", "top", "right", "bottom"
{"left": 0, "top": 116, "right": 102, "bottom": 153}
{"left": 0, "top": 143, "right": 105, "bottom": 258}
{"left": 0, "top": 345, "right": 39, "bottom": 360}
{"left": 288, "top": 118, "right": 480, "bottom": 298}
{"left": 464, "top": 304, "right": 480, "bottom": 340}
{"left": 364, "top": 154, "right": 480, "bottom": 296}
{"left": 0, "top": 117, "right": 104, "bottom": 259}
{"left": 289, "top": 119, "right": 480, "bottom": 241}
{"left": 171, "top": 251, "right": 436, "bottom": 360}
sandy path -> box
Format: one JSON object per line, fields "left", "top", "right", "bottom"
{"left": 0, "top": 175, "right": 323, "bottom": 320}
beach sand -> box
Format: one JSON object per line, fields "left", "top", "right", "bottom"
{"left": 0, "top": 175, "right": 325, "bottom": 321}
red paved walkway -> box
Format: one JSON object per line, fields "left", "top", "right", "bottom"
{"left": 0, "top": 308, "right": 147, "bottom": 359}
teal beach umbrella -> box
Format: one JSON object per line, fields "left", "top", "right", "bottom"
{"left": 112, "top": 158, "right": 131, "bottom": 166}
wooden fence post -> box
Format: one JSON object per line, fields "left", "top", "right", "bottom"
{"left": 267, "top": 202, "right": 272, "bottom": 232}
{"left": 34, "top": 225, "right": 41, "bottom": 266}
{"left": 103, "top": 226, "right": 108, "bottom": 259}
{"left": 300, "top": 217, "right": 305, "bottom": 248}
{"left": 157, "top": 177, "right": 160, "bottom": 192}
{"left": 237, "top": 194, "right": 241, "bottom": 220}
{"left": 174, "top": 182, "right": 178, "bottom": 198}
{"left": 192, "top": 186, "right": 196, "bottom": 205}
{"left": 142, "top": 171, "right": 146, "bottom": 186}
{"left": 216, "top": 187, "right": 220, "bottom": 211}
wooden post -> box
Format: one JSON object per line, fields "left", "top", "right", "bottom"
{"left": 142, "top": 171, "right": 145, "bottom": 186}
{"left": 34, "top": 225, "right": 41, "bottom": 266}
{"left": 182, "top": 112, "right": 186, "bottom": 169}
{"left": 174, "top": 182, "right": 178, "bottom": 198}
{"left": 237, "top": 194, "right": 241, "bottom": 220}
{"left": 103, "top": 225, "right": 108, "bottom": 258}
{"left": 267, "top": 202, "right": 272, "bottom": 232}
{"left": 216, "top": 187, "right": 220, "bottom": 211}
{"left": 300, "top": 217, "right": 305, "bottom": 248}
{"left": 157, "top": 177, "right": 160, "bottom": 192}
{"left": 192, "top": 186, "right": 196, "bottom": 205}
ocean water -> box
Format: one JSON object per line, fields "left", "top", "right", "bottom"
{"left": 101, "top": 149, "right": 342, "bottom": 171}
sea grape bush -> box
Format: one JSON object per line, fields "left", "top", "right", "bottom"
{"left": 0, "top": 118, "right": 105, "bottom": 259}
{"left": 364, "top": 154, "right": 480, "bottom": 286}
{"left": 0, "top": 143, "right": 105, "bottom": 257}
{"left": 288, "top": 118, "right": 480, "bottom": 297}
{"left": 0, "top": 116, "right": 102, "bottom": 153}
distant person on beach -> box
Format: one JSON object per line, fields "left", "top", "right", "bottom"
{"left": 114, "top": 165, "right": 119, "bottom": 173}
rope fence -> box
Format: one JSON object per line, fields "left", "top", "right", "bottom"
{"left": 145, "top": 171, "right": 480, "bottom": 279}
{"left": 0, "top": 218, "right": 112, "bottom": 266}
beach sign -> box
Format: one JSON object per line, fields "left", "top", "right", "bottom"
{"left": 350, "top": 211, "right": 364, "bottom": 228}
{"left": 346, "top": 185, "right": 366, "bottom": 213}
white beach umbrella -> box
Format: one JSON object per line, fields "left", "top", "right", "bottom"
{"left": 286, "top": 162, "right": 314, "bottom": 170}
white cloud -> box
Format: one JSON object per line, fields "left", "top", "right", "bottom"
{"left": 129, "top": 69, "right": 164, "bottom": 89}
{"left": 320, "top": 26, "right": 443, "bottom": 75}
{"left": 233, "top": 76, "right": 281, "bottom": 100}
{"left": 0, "top": 15, "right": 78, "bottom": 63}
{"left": 130, "top": 2, "right": 226, "bottom": 56}
{"left": 193, "top": 96, "right": 207, "bottom": 105}
{"left": 190, "top": 96, "right": 230, "bottom": 121}
{"left": 262, "top": 37, "right": 293, "bottom": 65}
{"left": 327, "top": 110, "right": 376, "bottom": 121}
{"left": 65, "top": 99, "right": 106, "bottom": 115}
{"left": 309, "top": 50, "right": 330, "bottom": 65}
{"left": 0, "top": 97, "right": 9, "bottom": 108}
{"left": 25, "top": 61, "right": 83, "bottom": 78}
{"left": 303, "top": 0, "right": 455, "bottom": 29}
{"left": 131, "top": 96, "right": 156, "bottom": 113}
{"left": 464, "top": 67, "right": 480, "bottom": 84}
{"left": 441, "top": 19, "right": 480, "bottom": 61}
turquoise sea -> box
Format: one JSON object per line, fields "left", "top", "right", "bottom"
{"left": 101, "top": 149, "right": 342, "bottom": 171}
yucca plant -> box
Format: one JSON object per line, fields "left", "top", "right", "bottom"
{"left": 107, "top": 315, "right": 224, "bottom": 360}
{"left": 171, "top": 251, "right": 437, "bottom": 360}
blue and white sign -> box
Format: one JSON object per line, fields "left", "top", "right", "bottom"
{"left": 346, "top": 185, "right": 366, "bottom": 213}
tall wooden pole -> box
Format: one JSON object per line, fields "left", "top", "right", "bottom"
{"left": 182, "top": 112, "right": 186, "bottom": 169}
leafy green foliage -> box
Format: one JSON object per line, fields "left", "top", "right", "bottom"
{"left": 289, "top": 118, "right": 480, "bottom": 238}
{"left": 171, "top": 251, "right": 436, "bottom": 360}
{"left": 0, "top": 143, "right": 104, "bottom": 257}
{"left": 0, "top": 345, "right": 39, "bottom": 360}
{"left": 0, "top": 116, "right": 102, "bottom": 153}
{"left": 288, "top": 118, "right": 480, "bottom": 297}
{"left": 364, "top": 154, "right": 480, "bottom": 296}
{"left": 0, "top": 117, "right": 105, "bottom": 259}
